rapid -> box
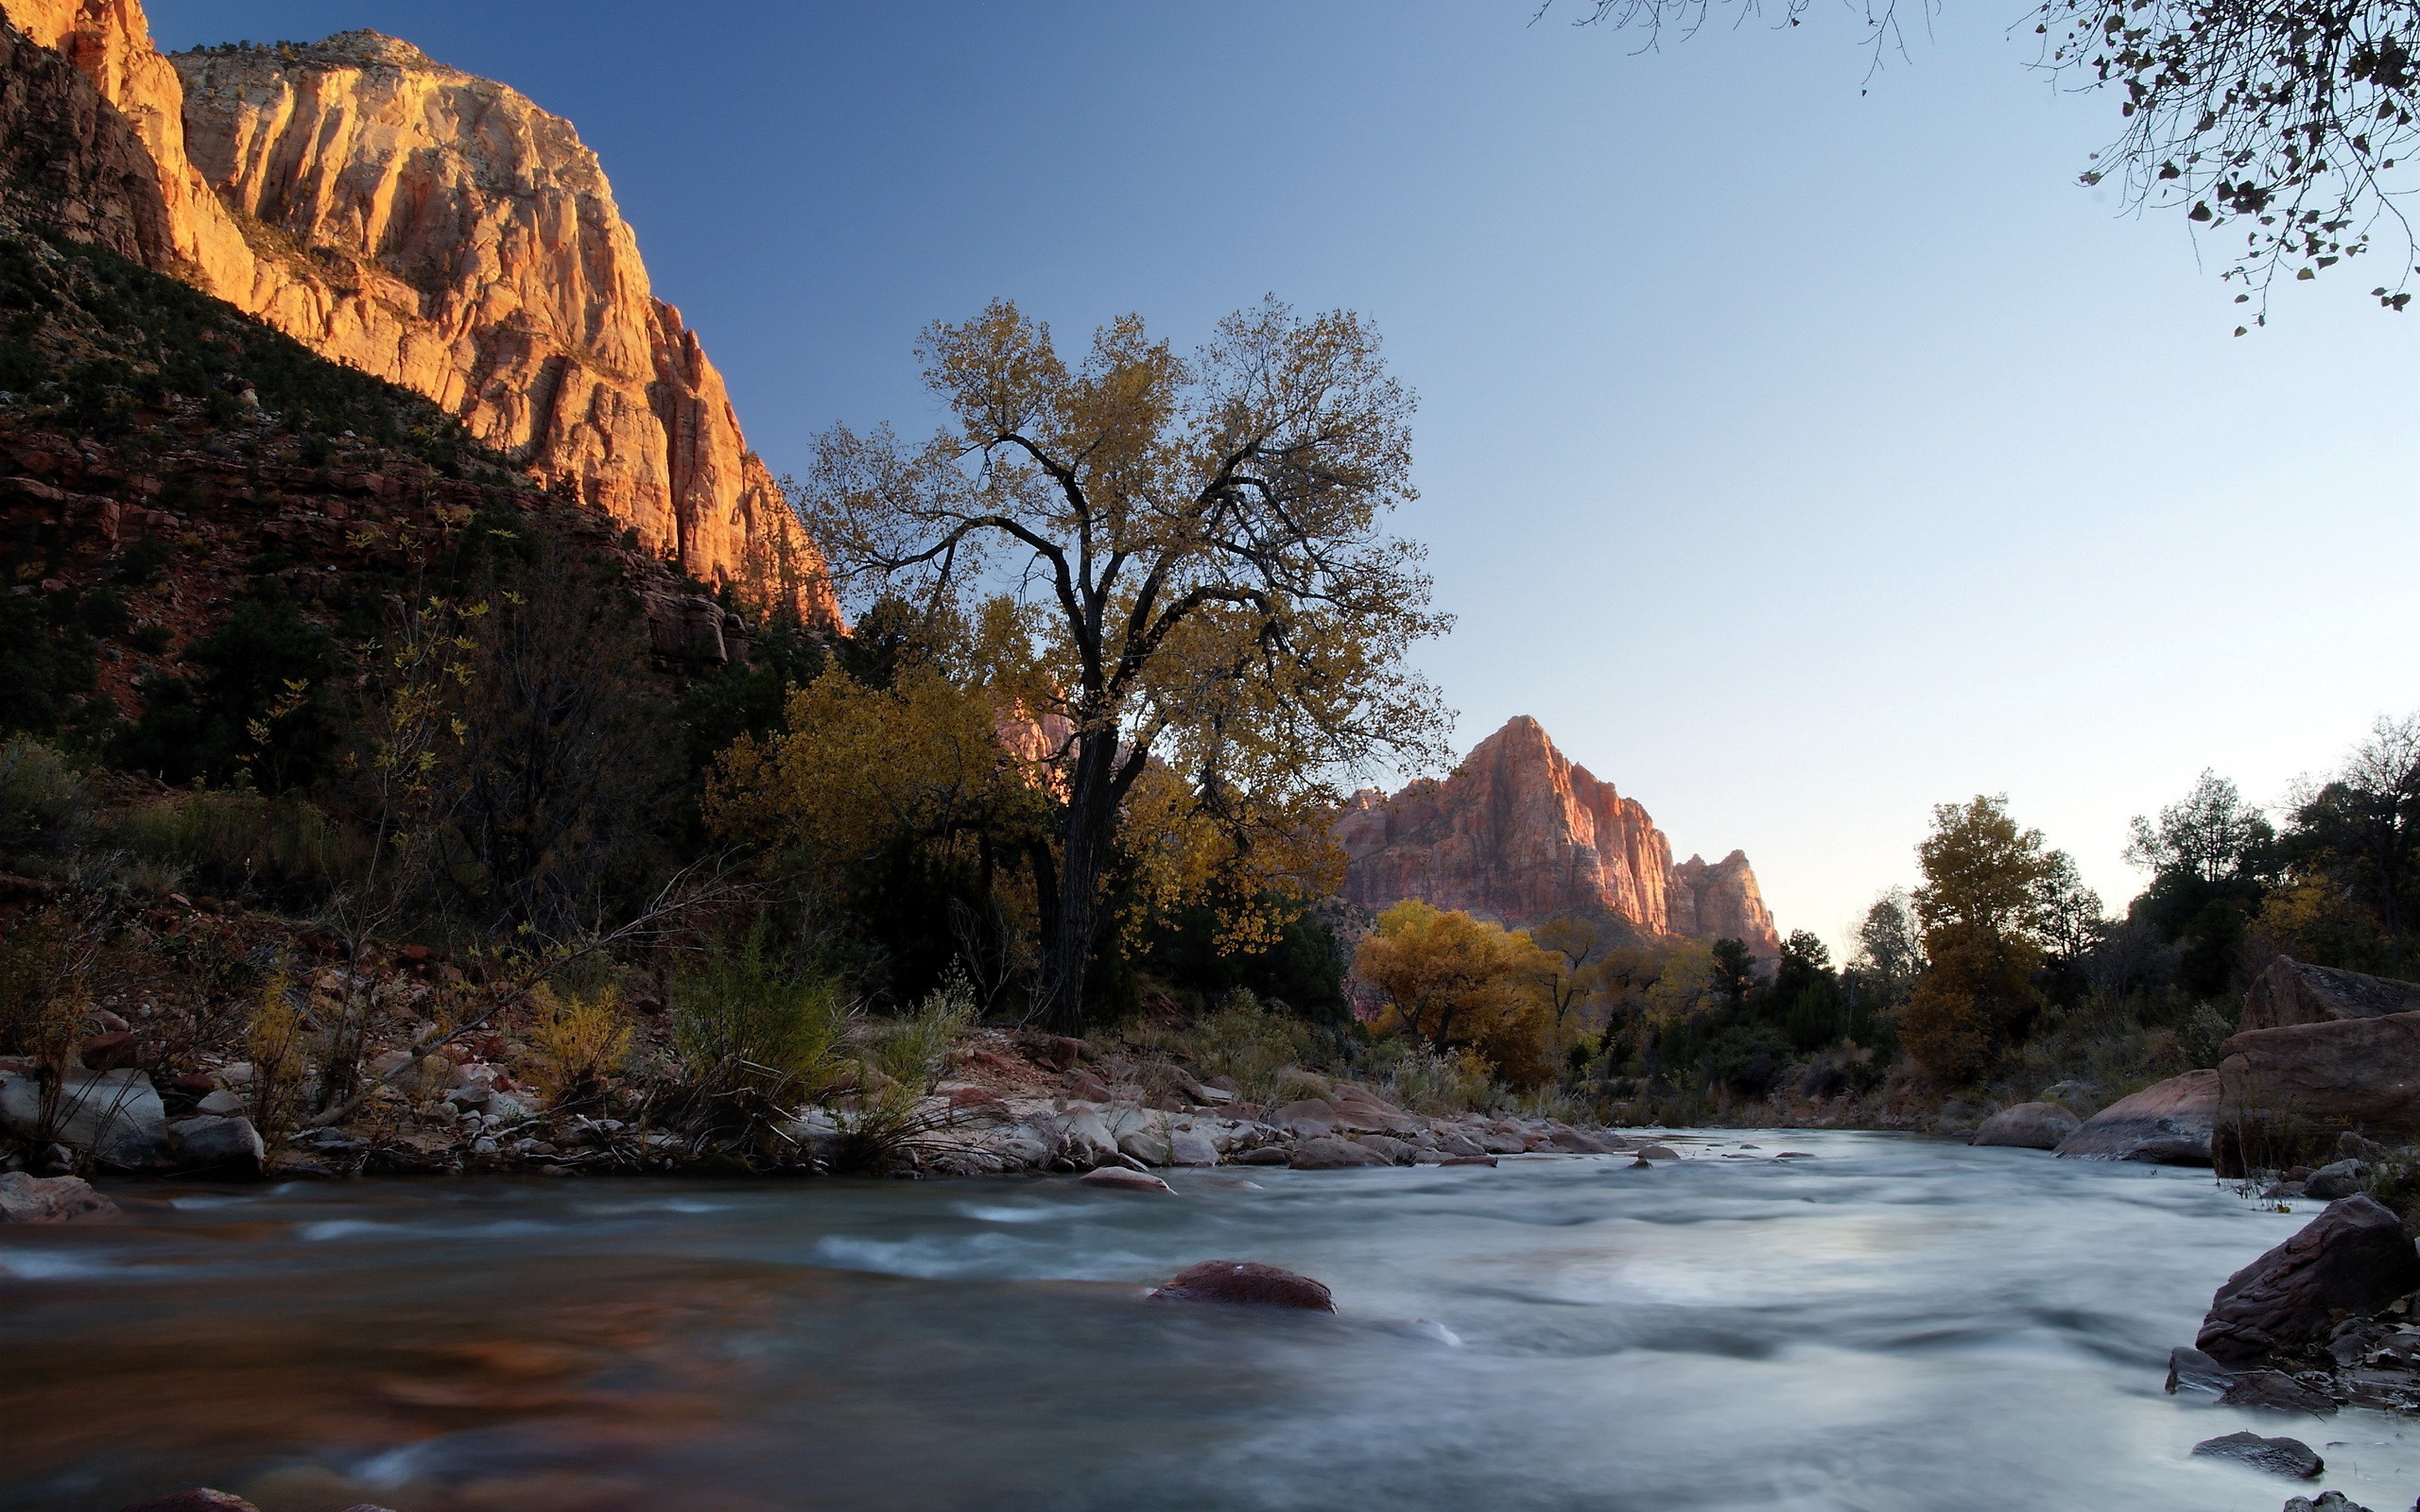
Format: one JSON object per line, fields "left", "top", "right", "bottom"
{"left": 5, "top": 1131, "right": 2413, "bottom": 1512}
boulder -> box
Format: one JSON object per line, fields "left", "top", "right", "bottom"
{"left": 1289, "top": 1135, "right": 1389, "bottom": 1170}
{"left": 2196, "top": 1196, "right": 2420, "bottom": 1366}
{"left": 2165, "top": 1344, "right": 2233, "bottom": 1397}
{"left": 1634, "top": 1144, "right": 1681, "bottom": 1161}
{"left": 1066, "top": 1071, "right": 1115, "bottom": 1103}
{"left": 2282, "top": 1493, "right": 2373, "bottom": 1512}
{"left": 1354, "top": 1134, "right": 1419, "bottom": 1165}
{"left": 1116, "top": 1125, "right": 1173, "bottom": 1167}
{"left": 169, "top": 1115, "right": 265, "bottom": 1175}
{"left": 2189, "top": 1431, "right": 2323, "bottom": 1479}
{"left": 2240, "top": 956, "right": 2420, "bottom": 1033}
{"left": 1046, "top": 1106, "right": 1122, "bottom": 1168}
{"left": 78, "top": 1031, "right": 144, "bottom": 1071}
{"left": 1167, "top": 1130, "right": 1219, "bottom": 1166}
{"left": 1326, "top": 1088, "right": 1422, "bottom": 1135}
{"left": 0, "top": 1069, "right": 174, "bottom": 1169}
{"left": 1269, "top": 1098, "right": 1338, "bottom": 1138}
{"left": 1972, "top": 1101, "right": 2081, "bottom": 1150}
{"left": 2213, "top": 1011, "right": 2420, "bottom": 1177}
{"left": 2303, "top": 1160, "right": 2369, "bottom": 1200}
{"left": 1149, "top": 1260, "right": 1335, "bottom": 1312}
{"left": 2053, "top": 1069, "right": 2219, "bottom": 1165}
{"left": 1233, "top": 1145, "right": 1292, "bottom": 1166}
{"left": 1545, "top": 1124, "right": 1620, "bottom": 1154}
{"left": 0, "top": 1172, "right": 118, "bottom": 1223}
{"left": 1078, "top": 1166, "right": 1174, "bottom": 1194}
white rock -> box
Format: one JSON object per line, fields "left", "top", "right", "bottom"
{"left": 196, "top": 1089, "right": 246, "bottom": 1116}
{"left": 1168, "top": 1130, "right": 1219, "bottom": 1166}
{"left": 0, "top": 1069, "right": 174, "bottom": 1168}
{"left": 1117, "top": 1122, "right": 1176, "bottom": 1165}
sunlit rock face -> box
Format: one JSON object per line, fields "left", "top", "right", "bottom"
{"left": 1337, "top": 715, "right": 1783, "bottom": 959}
{"left": 2, "top": 0, "right": 834, "bottom": 618}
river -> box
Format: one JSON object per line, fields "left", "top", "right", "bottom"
{"left": 4, "top": 1130, "right": 2413, "bottom": 1512}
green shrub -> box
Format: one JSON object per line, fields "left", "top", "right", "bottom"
{"left": 670, "top": 922, "right": 850, "bottom": 1099}
{"left": 1134, "top": 990, "right": 1322, "bottom": 1106}
{"left": 112, "top": 786, "right": 356, "bottom": 905}
{"left": 112, "top": 593, "right": 343, "bottom": 789}
{"left": 1357, "top": 1036, "right": 1502, "bottom": 1115}
{"left": 0, "top": 736, "right": 91, "bottom": 835}
{"left": 0, "top": 593, "right": 95, "bottom": 736}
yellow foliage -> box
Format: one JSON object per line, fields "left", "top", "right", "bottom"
{"left": 527, "top": 983, "right": 634, "bottom": 1102}
{"left": 246, "top": 968, "right": 308, "bottom": 1141}
{"left": 1643, "top": 938, "right": 1719, "bottom": 1027}
{"left": 706, "top": 665, "right": 1045, "bottom": 872}
{"left": 1354, "top": 900, "right": 1555, "bottom": 1088}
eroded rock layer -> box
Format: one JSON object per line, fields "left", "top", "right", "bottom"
{"left": 1, "top": 1, "right": 834, "bottom": 619}
{"left": 1336, "top": 715, "right": 1782, "bottom": 958}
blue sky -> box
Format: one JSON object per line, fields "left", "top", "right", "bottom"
{"left": 152, "top": 0, "right": 2418, "bottom": 954}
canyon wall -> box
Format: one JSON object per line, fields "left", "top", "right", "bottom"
{"left": 1337, "top": 715, "right": 1783, "bottom": 961}
{"left": 1, "top": 1, "right": 834, "bottom": 620}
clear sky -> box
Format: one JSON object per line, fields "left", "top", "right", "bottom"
{"left": 153, "top": 0, "right": 2419, "bottom": 955}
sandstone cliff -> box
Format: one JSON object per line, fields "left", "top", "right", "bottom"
{"left": 2, "top": 1, "right": 834, "bottom": 620}
{"left": 1337, "top": 716, "right": 1783, "bottom": 961}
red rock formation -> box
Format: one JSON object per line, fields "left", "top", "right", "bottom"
{"left": 1336, "top": 715, "right": 1782, "bottom": 960}
{"left": 1, "top": 2, "right": 836, "bottom": 622}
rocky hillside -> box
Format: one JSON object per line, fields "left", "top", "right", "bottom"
{"left": 1337, "top": 715, "right": 1783, "bottom": 960}
{"left": 1, "top": 0, "right": 835, "bottom": 619}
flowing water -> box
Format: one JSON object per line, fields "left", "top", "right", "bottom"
{"left": 4, "top": 1131, "right": 2413, "bottom": 1512}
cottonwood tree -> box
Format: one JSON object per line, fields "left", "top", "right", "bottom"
{"left": 1549, "top": 0, "right": 2420, "bottom": 318}
{"left": 1355, "top": 900, "right": 1556, "bottom": 1085}
{"left": 1905, "top": 795, "right": 2057, "bottom": 1079}
{"left": 796, "top": 299, "right": 1452, "bottom": 1032}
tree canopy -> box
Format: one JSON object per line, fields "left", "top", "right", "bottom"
{"left": 795, "top": 298, "right": 1453, "bottom": 1030}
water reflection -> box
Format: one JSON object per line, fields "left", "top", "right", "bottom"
{"left": 4, "top": 1132, "right": 2412, "bottom": 1512}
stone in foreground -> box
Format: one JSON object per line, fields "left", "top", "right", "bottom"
{"left": 2189, "top": 1431, "right": 2323, "bottom": 1479}
{"left": 2281, "top": 1494, "right": 2372, "bottom": 1512}
{"left": 1971, "top": 1101, "right": 2081, "bottom": 1150}
{"left": 0, "top": 1172, "right": 118, "bottom": 1224}
{"left": 1078, "top": 1167, "right": 1174, "bottom": 1194}
{"left": 1149, "top": 1260, "right": 1335, "bottom": 1312}
{"left": 2053, "top": 1069, "right": 2218, "bottom": 1165}
{"left": 2195, "top": 1196, "right": 2420, "bottom": 1366}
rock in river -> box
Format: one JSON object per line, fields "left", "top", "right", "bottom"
{"left": 1971, "top": 1102, "right": 2081, "bottom": 1150}
{"left": 2053, "top": 1069, "right": 2217, "bottom": 1165}
{"left": 1078, "top": 1166, "right": 1174, "bottom": 1194}
{"left": 2195, "top": 1196, "right": 2420, "bottom": 1366}
{"left": 2189, "top": 1431, "right": 2323, "bottom": 1479}
{"left": 1149, "top": 1260, "right": 1335, "bottom": 1312}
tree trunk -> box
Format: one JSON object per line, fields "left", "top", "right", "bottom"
{"left": 1032, "top": 729, "right": 1120, "bottom": 1035}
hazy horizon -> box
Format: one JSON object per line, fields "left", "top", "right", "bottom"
{"left": 151, "top": 0, "right": 2420, "bottom": 956}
